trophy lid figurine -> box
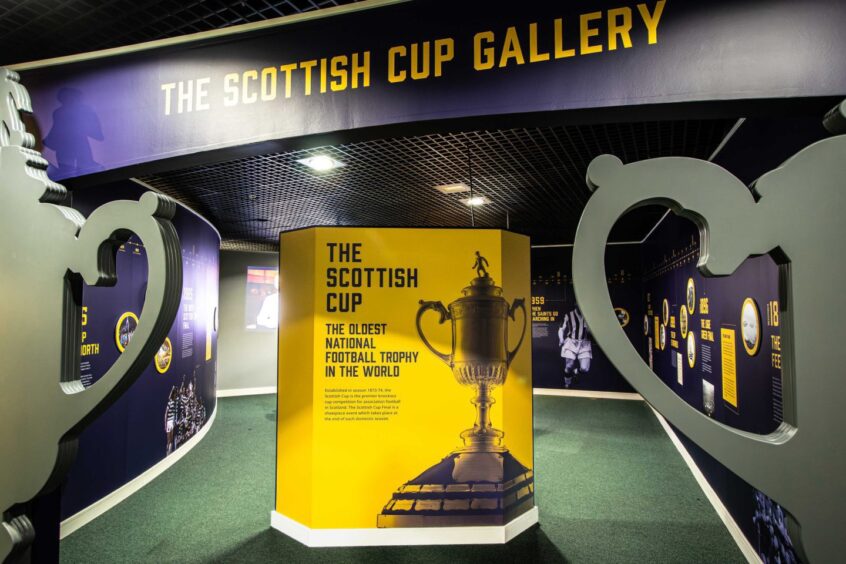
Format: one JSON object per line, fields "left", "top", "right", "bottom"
{"left": 377, "top": 253, "right": 532, "bottom": 527}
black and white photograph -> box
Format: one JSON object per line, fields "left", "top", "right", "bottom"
{"left": 687, "top": 332, "right": 696, "bottom": 368}
{"left": 702, "top": 380, "right": 716, "bottom": 417}
{"left": 741, "top": 297, "right": 761, "bottom": 356}
{"left": 687, "top": 277, "right": 696, "bottom": 315}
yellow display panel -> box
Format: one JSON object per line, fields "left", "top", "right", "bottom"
{"left": 276, "top": 227, "right": 533, "bottom": 530}
{"left": 721, "top": 328, "right": 738, "bottom": 408}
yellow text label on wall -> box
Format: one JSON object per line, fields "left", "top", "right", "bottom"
{"left": 721, "top": 328, "right": 738, "bottom": 408}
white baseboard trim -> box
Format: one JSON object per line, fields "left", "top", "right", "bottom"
{"left": 648, "top": 407, "right": 761, "bottom": 564}
{"left": 533, "top": 388, "right": 643, "bottom": 401}
{"left": 59, "top": 406, "right": 218, "bottom": 539}
{"left": 217, "top": 386, "right": 277, "bottom": 397}
{"left": 270, "top": 506, "right": 539, "bottom": 547}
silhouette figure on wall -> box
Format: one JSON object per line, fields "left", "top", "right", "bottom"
{"left": 42, "top": 87, "right": 103, "bottom": 177}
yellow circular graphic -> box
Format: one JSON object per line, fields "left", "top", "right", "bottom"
{"left": 686, "top": 277, "right": 696, "bottom": 315}
{"left": 687, "top": 332, "right": 696, "bottom": 368}
{"left": 662, "top": 299, "right": 669, "bottom": 325}
{"left": 659, "top": 323, "right": 667, "bottom": 350}
{"left": 155, "top": 337, "right": 173, "bottom": 374}
{"left": 679, "top": 305, "right": 689, "bottom": 339}
{"left": 614, "top": 307, "right": 630, "bottom": 328}
{"left": 115, "top": 312, "right": 139, "bottom": 353}
{"left": 741, "top": 297, "right": 761, "bottom": 356}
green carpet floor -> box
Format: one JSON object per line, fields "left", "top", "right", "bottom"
{"left": 60, "top": 395, "right": 744, "bottom": 563}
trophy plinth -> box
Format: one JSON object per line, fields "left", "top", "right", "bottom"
{"left": 378, "top": 255, "right": 532, "bottom": 528}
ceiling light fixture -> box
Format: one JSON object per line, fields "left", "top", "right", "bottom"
{"left": 296, "top": 155, "right": 344, "bottom": 172}
{"left": 434, "top": 182, "right": 470, "bottom": 194}
{"left": 461, "top": 196, "right": 490, "bottom": 207}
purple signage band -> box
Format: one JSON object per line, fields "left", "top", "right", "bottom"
{"left": 12, "top": 0, "right": 846, "bottom": 181}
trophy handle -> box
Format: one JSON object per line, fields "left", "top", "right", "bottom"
{"left": 62, "top": 192, "right": 183, "bottom": 434}
{"left": 416, "top": 300, "right": 452, "bottom": 366}
{"left": 506, "top": 298, "right": 527, "bottom": 367}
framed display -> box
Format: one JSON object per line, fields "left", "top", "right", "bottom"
{"left": 643, "top": 314, "right": 649, "bottom": 336}
{"left": 687, "top": 332, "right": 696, "bottom": 368}
{"left": 741, "top": 297, "right": 761, "bottom": 356}
{"left": 615, "top": 307, "right": 630, "bottom": 328}
{"left": 686, "top": 277, "right": 696, "bottom": 315}
{"left": 659, "top": 323, "right": 667, "bottom": 351}
{"left": 662, "top": 298, "right": 669, "bottom": 325}
{"left": 115, "top": 311, "right": 139, "bottom": 353}
{"left": 155, "top": 337, "right": 173, "bottom": 374}
{"left": 679, "top": 305, "right": 689, "bottom": 339}
{"left": 702, "top": 380, "right": 715, "bottom": 417}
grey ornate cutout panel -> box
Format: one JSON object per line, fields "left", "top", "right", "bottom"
{"left": 0, "top": 69, "right": 183, "bottom": 562}
{"left": 573, "top": 128, "right": 846, "bottom": 562}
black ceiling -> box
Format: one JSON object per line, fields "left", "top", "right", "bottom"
{"left": 138, "top": 119, "right": 737, "bottom": 251}
{"left": 0, "top": 0, "right": 360, "bottom": 66}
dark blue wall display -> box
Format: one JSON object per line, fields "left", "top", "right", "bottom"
{"left": 531, "top": 245, "right": 638, "bottom": 392}
{"left": 61, "top": 181, "right": 220, "bottom": 520}
{"left": 641, "top": 212, "right": 797, "bottom": 563}
{"left": 17, "top": 0, "right": 846, "bottom": 180}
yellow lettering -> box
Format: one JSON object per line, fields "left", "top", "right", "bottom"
{"left": 499, "top": 26, "right": 525, "bottom": 67}
{"left": 529, "top": 23, "right": 550, "bottom": 62}
{"left": 608, "top": 7, "right": 633, "bottom": 50}
{"left": 330, "top": 55, "right": 348, "bottom": 91}
{"left": 388, "top": 46, "right": 407, "bottom": 83}
{"left": 223, "top": 73, "right": 238, "bottom": 106}
{"left": 351, "top": 51, "right": 370, "bottom": 88}
{"left": 434, "top": 38, "right": 454, "bottom": 77}
{"left": 261, "top": 67, "right": 277, "bottom": 101}
{"left": 161, "top": 83, "right": 175, "bottom": 115}
{"left": 300, "top": 60, "right": 317, "bottom": 95}
{"left": 242, "top": 69, "right": 258, "bottom": 104}
{"left": 554, "top": 18, "right": 576, "bottom": 58}
{"left": 411, "top": 42, "right": 430, "bottom": 80}
{"left": 580, "top": 12, "right": 603, "bottom": 55}
{"left": 279, "top": 63, "right": 297, "bottom": 98}
{"left": 638, "top": 0, "right": 666, "bottom": 44}
{"left": 474, "top": 31, "right": 496, "bottom": 70}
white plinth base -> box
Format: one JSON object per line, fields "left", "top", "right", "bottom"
{"left": 270, "top": 506, "right": 539, "bottom": 547}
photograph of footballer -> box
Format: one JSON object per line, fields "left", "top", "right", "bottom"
{"left": 164, "top": 375, "right": 207, "bottom": 455}
{"left": 686, "top": 277, "right": 696, "bottom": 315}
{"left": 687, "top": 332, "right": 696, "bottom": 368}
{"left": 557, "top": 307, "right": 592, "bottom": 388}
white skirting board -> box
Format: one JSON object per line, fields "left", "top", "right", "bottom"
{"left": 270, "top": 506, "right": 539, "bottom": 547}
{"left": 533, "top": 388, "right": 643, "bottom": 401}
{"left": 217, "top": 386, "right": 277, "bottom": 397}
{"left": 649, "top": 407, "right": 761, "bottom": 564}
{"left": 59, "top": 406, "right": 218, "bottom": 539}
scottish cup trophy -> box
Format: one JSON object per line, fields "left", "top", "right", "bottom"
{"left": 377, "top": 253, "right": 532, "bottom": 527}
{"left": 0, "top": 69, "right": 182, "bottom": 562}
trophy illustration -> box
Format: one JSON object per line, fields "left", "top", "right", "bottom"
{"left": 0, "top": 69, "right": 182, "bottom": 562}
{"left": 377, "top": 253, "right": 532, "bottom": 527}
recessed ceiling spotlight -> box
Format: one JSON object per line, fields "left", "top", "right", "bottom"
{"left": 434, "top": 182, "right": 470, "bottom": 194}
{"left": 296, "top": 155, "right": 344, "bottom": 172}
{"left": 461, "top": 196, "right": 490, "bottom": 207}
